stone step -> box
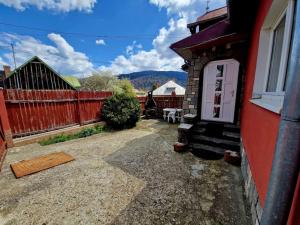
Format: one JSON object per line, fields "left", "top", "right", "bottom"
{"left": 192, "top": 127, "right": 206, "bottom": 134}
{"left": 223, "top": 131, "right": 240, "bottom": 142}
{"left": 196, "top": 121, "right": 209, "bottom": 126}
{"left": 191, "top": 135, "right": 240, "bottom": 151}
{"left": 191, "top": 143, "right": 225, "bottom": 159}
{"left": 223, "top": 124, "right": 240, "bottom": 133}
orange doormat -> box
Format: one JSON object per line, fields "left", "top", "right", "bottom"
{"left": 10, "top": 152, "right": 75, "bottom": 178}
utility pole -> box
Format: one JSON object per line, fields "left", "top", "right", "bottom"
{"left": 10, "top": 43, "right": 17, "bottom": 70}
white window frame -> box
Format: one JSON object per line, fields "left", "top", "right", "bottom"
{"left": 251, "top": 0, "right": 294, "bottom": 114}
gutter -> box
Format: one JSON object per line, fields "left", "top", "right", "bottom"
{"left": 260, "top": 1, "right": 300, "bottom": 225}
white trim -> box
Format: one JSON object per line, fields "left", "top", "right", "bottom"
{"left": 251, "top": 0, "right": 294, "bottom": 113}
{"left": 262, "top": 8, "right": 287, "bottom": 92}
{"left": 250, "top": 98, "right": 283, "bottom": 114}
{"left": 278, "top": 0, "right": 294, "bottom": 91}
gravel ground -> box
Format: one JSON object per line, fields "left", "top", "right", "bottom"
{"left": 0, "top": 119, "right": 251, "bottom": 225}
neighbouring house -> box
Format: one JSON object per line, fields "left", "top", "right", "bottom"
{"left": 0, "top": 56, "right": 78, "bottom": 90}
{"left": 171, "top": 0, "right": 300, "bottom": 225}
{"left": 152, "top": 80, "right": 185, "bottom": 96}
{"left": 0, "top": 65, "right": 11, "bottom": 88}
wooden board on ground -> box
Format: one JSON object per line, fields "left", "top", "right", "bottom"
{"left": 10, "top": 152, "right": 75, "bottom": 178}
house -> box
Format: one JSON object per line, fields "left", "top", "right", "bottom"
{"left": 0, "top": 65, "right": 11, "bottom": 88}
{"left": 171, "top": 0, "right": 300, "bottom": 225}
{"left": 0, "top": 56, "right": 78, "bottom": 90}
{"left": 152, "top": 80, "right": 185, "bottom": 96}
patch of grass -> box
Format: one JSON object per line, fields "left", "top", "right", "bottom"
{"left": 39, "top": 125, "right": 108, "bottom": 146}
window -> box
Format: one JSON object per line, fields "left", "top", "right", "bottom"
{"left": 266, "top": 15, "right": 286, "bottom": 92}
{"left": 251, "top": 0, "right": 294, "bottom": 114}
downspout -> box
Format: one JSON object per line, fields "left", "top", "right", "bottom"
{"left": 260, "top": 1, "right": 300, "bottom": 225}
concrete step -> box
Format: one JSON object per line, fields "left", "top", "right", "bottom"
{"left": 223, "top": 131, "right": 240, "bottom": 142}
{"left": 191, "top": 143, "right": 225, "bottom": 159}
{"left": 223, "top": 124, "right": 240, "bottom": 133}
{"left": 192, "top": 127, "right": 206, "bottom": 134}
{"left": 191, "top": 135, "right": 240, "bottom": 151}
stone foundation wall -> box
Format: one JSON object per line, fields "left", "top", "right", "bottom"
{"left": 241, "top": 143, "right": 263, "bottom": 225}
{"left": 183, "top": 54, "right": 211, "bottom": 115}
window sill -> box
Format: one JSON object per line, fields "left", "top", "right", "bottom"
{"left": 250, "top": 98, "right": 283, "bottom": 114}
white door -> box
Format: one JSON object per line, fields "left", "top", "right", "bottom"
{"left": 201, "top": 59, "right": 239, "bottom": 123}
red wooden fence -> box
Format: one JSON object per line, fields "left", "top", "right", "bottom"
{"left": 0, "top": 89, "right": 13, "bottom": 170}
{"left": 4, "top": 89, "right": 112, "bottom": 138}
{"left": 137, "top": 95, "right": 184, "bottom": 116}
{"left": 3, "top": 90, "right": 184, "bottom": 138}
{"left": 154, "top": 96, "right": 184, "bottom": 116}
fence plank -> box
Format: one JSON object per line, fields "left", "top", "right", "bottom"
{"left": 4, "top": 90, "right": 183, "bottom": 138}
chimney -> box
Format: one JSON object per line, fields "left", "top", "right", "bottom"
{"left": 3, "top": 65, "right": 11, "bottom": 78}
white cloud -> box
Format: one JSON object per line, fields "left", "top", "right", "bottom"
{"left": 99, "top": 0, "right": 226, "bottom": 74}
{"left": 0, "top": 32, "right": 94, "bottom": 76}
{"left": 0, "top": 0, "right": 227, "bottom": 75}
{"left": 126, "top": 41, "right": 143, "bottom": 56}
{"left": 149, "top": 0, "right": 197, "bottom": 15}
{"left": 0, "top": 0, "right": 97, "bottom": 12}
{"left": 95, "top": 39, "right": 106, "bottom": 45}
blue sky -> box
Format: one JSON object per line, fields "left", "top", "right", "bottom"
{"left": 0, "top": 0, "right": 226, "bottom": 77}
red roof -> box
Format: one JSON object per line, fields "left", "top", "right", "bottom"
{"left": 197, "top": 6, "right": 227, "bottom": 23}
{"left": 171, "top": 20, "right": 233, "bottom": 50}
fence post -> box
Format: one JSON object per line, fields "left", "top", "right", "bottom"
{"left": 76, "top": 91, "right": 84, "bottom": 125}
{"left": 0, "top": 88, "right": 14, "bottom": 148}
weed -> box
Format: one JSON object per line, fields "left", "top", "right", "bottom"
{"left": 39, "top": 125, "right": 107, "bottom": 146}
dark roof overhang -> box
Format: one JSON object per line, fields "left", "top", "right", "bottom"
{"left": 170, "top": 19, "right": 247, "bottom": 59}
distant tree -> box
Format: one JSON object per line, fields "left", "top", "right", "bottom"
{"left": 151, "top": 83, "right": 159, "bottom": 91}
{"left": 80, "top": 71, "right": 136, "bottom": 97}
{"left": 80, "top": 71, "right": 117, "bottom": 91}
{"left": 114, "top": 79, "right": 136, "bottom": 97}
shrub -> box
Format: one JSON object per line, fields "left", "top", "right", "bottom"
{"left": 102, "top": 93, "right": 141, "bottom": 129}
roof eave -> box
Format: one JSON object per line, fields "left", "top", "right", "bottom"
{"left": 171, "top": 32, "right": 248, "bottom": 60}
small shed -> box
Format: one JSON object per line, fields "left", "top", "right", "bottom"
{"left": 1, "top": 56, "right": 77, "bottom": 90}
{"left": 152, "top": 80, "right": 185, "bottom": 96}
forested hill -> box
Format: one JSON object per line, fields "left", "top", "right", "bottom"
{"left": 118, "top": 71, "right": 187, "bottom": 90}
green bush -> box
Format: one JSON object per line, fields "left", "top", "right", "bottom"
{"left": 102, "top": 93, "right": 141, "bottom": 129}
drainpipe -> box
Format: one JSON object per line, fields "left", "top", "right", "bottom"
{"left": 260, "top": 1, "right": 300, "bottom": 225}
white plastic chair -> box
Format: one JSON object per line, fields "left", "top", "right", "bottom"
{"left": 167, "top": 111, "right": 176, "bottom": 123}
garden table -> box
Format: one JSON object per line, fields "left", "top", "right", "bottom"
{"left": 163, "top": 108, "right": 183, "bottom": 123}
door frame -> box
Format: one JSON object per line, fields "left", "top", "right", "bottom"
{"left": 200, "top": 58, "right": 240, "bottom": 124}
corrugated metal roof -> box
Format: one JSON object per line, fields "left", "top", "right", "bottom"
{"left": 62, "top": 76, "right": 81, "bottom": 89}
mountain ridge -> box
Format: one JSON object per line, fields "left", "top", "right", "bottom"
{"left": 118, "top": 70, "right": 187, "bottom": 90}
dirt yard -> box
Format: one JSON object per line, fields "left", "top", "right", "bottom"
{"left": 0, "top": 119, "right": 251, "bottom": 225}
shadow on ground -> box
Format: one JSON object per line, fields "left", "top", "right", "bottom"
{"left": 104, "top": 120, "right": 252, "bottom": 225}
